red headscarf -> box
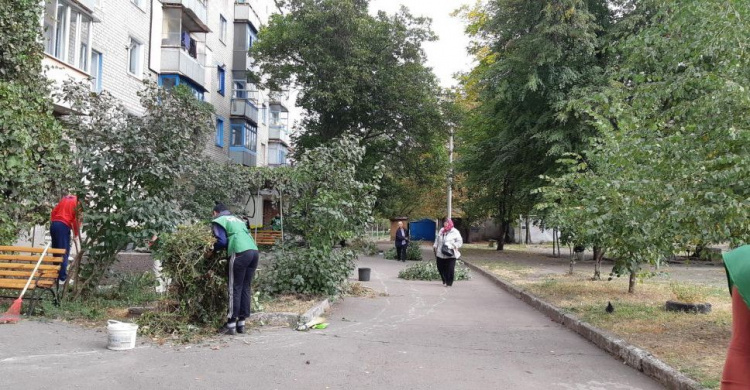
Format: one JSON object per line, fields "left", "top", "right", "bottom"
{"left": 440, "top": 218, "right": 454, "bottom": 234}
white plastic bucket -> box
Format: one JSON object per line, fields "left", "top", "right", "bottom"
{"left": 107, "top": 320, "right": 138, "bottom": 351}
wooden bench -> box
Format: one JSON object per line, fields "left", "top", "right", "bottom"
{"left": 0, "top": 246, "right": 67, "bottom": 314}
{"left": 251, "top": 230, "right": 282, "bottom": 246}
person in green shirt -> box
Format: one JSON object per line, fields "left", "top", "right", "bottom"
{"left": 271, "top": 215, "right": 282, "bottom": 231}
{"left": 207, "top": 203, "right": 259, "bottom": 335}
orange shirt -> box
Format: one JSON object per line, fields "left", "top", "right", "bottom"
{"left": 50, "top": 195, "right": 81, "bottom": 237}
{"left": 722, "top": 287, "right": 750, "bottom": 389}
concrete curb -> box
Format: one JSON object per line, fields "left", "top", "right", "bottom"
{"left": 462, "top": 260, "right": 706, "bottom": 390}
{"left": 300, "top": 298, "right": 331, "bottom": 324}
{"left": 248, "top": 297, "right": 333, "bottom": 328}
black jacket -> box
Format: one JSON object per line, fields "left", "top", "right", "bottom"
{"left": 395, "top": 228, "right": 408, "bottom": 246}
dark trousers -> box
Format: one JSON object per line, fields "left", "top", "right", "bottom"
{"left": 436, "top": 257, "right": 456, "bottom": 286}
{"left": 227, "top": 249, "right": 259, "bottom": 322}
{"left": 396, "top": 244, "right": 407, "bottom": 261}
{"left": 50, "top": 221, "right": 71, "bottom": 281}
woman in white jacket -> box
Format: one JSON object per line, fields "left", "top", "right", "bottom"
{"left": 433, "top": 219, "right": 463, "bottom": 286}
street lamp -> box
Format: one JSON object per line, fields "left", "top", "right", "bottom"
{"left": 447, "top": 127, "right": 453, "bottom": 220}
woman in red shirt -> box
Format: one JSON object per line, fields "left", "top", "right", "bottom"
{"left": 722, "top": 245, "right": 750, "bottom": 389}
{"left": 50, "top": 195, "right": 81, "bottom": 282}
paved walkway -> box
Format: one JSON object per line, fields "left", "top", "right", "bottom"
{"left": 0, "top": 255, "right": 664, "bottom": 389}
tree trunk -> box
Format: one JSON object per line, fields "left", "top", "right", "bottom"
{"left": 524, "top": 215, "right": 530, "bottom": 244}
{"left": 497, "top": 221, "right": 506, "bottom": 251}
{"left": 628, "top": 271, "right": 636, "bottom": 293}
{"left": 592, "top": 246, "right": 604, "bottom": 281}
{"left": 569, "top": 252, "right": 575, "bottom": 275}
{"left": 552, "top": 229, "right": 557, "bottom": 257}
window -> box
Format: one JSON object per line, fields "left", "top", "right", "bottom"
{"left": 90, "top": 50, "right": 102, "bottom": 92}
{"left": 230, "top": 123, "right": 257, "bottom": 151}
{"left": 217, "top": 66, "right": 226, "bottom": 96}
{"left": 260, "top": 104, "right": 267, "bottom": 125}
{"left": 158, "top": 74, "right": 205, "bottom": 101}
{"left": 128, "top": 37, "right": 143, "bottom": 76}
{"left": 216, "top": 118, "right": 225, "bottom": 147}
{"left": 161, "top": 8, "right": 182, "bottom": 46}
{"left": 43, "top": 1, "right": 93, "bottom": 72}
{"left": 234, "top": 81, "right": 246, "bottom": 98}
{"left": 246, "top": 24, "right": 257, "bottom": 50}
{"left": 220, "top": 15, "right": 227, "bottom": 43}
{"left": 131, "top": 0, "right": 143, "bottom": 9}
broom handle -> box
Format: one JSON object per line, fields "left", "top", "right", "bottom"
{"left": 18, "top": 243, "right": 52, "bottom": 299}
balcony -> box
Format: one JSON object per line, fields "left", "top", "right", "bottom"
{"left": 233, "top": 87, "right": 260, "bottom": 104}
{"left": 269, "top": 125, "right": 291, "bottom": 146}
{"left": 268, "top": 91, "right": 289, "bottom": 112}
{"left": 234, "top": 1, "right": 263, "bottom": 28}
{"left": 231, "top": 98, "right": 259, "bottom": 124}
{"left": 229, "top": 148, "right": 257, "bottom": 167}
{"left": 162, "top": 0, "right": 210, "bottom": 32}
{"left": 160, "top": 47, "right": 206, "bottom": 89}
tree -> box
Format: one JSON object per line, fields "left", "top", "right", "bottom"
{"left": 0, "top": 0, "right": 68, "bottom": 244}
{"left": 543, "top": 0, "right": 750, "bottom": 292}
{"left": 263, "top": 136, "right": 384, "bottom": 295}
{"left": 251, "top": 0, "right": 448, "bottom": 216}
{"left": 59, "top": 82, "right": 214, "bottom": 295}
{"left": 455, "top": 0, "right": 612, "bottom": 249}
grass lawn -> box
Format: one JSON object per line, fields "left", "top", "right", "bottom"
{"left": 468, "top": 250, "right": 730, "bottom": 389}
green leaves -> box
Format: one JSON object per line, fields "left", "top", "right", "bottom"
{"left": 252, "top": 0, "right": 447, "bottom": 216}
{"left": 0, "top": 1, "right": 68, "bottom": 244}
{"left": 539, "top": 0, "right": 750, "bottom": 289}
{"left": 456, "top": 0, "right": 610, "bottom": 235}
{"left": 59, "top": 81, "right": 214, "bottom": 294}
{"left": 152, "top": 224, "right": 226, "bottom": 326}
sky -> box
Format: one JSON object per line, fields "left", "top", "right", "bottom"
{"left": 368, "top": 0, "right": 474, "bottom": 88}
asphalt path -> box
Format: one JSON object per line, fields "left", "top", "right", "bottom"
{"left": 0, "top": 255, "right": 664, "bottom": 389}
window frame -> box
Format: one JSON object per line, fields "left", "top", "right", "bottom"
{"left": 216, "top": 117, "right": 225, "bottom": 147}
{"left": 219, "top": 15, "right": 227, "bottom": 44}
{"left": 90, "top": 50, "right": 103, "bottom": 92}
{"left": 246, "top": 24, "right": 257, "bottom": 51}
{"left": 229, "top": 123, "right": 258, "bottom": 152}
{"left": 217, "top": 66, "right": 226, "bottom": 96}
{"left": 43, "top": 1, "right": 93, "bottom": 73}
{"left": 158, "top": 74, "right": 205, "bottom": 101}
{"left": 127, "top": 37, "right": 143, "bottom": 77}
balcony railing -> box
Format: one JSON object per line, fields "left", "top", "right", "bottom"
{"left": 160, "top": 47, "right": 206, "bottom": 88}
{"left": 231, "top": 98, "right": 259, "bottom": 124}
{"left": 269, "top": 125, "right": 291, "bottom": 146}
{"left": 161, "top": 0, "right": 209, "bottom": 32}
{"left": 229, "top": 148, "right": 257, "bottom": 167}
{"left": 233, "top": 88, "right": 260, "bottom": 104}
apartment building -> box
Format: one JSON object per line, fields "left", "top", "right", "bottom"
{"left": 36, "top": 0, "right": 293, "bottom": 232}
{"left": 40, "top": 0, "right": 292, "bottom": 161}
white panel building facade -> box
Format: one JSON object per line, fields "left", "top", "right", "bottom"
{"left": 36, "top": 0, "right": 294, "bottom": 229}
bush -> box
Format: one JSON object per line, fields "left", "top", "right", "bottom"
{"left": 261, "top": 244, "right": 356, "bottom": 296}
{"left": 385, "top": 240, "right": 423, "bottom": 261}
{"left": 349, "top": 236, "right": 379, "bottom": 256}
{"left": 398, "top": 260, "right": 471, "bottom": 281}
{"left": 151, "top": 224, "right": 227, "bottom": 327}
{"left": 670, "top": 282, "right": 707, "bottom": 304}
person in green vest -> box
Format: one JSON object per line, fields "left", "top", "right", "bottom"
{"left": 207, "top": 203, "right": 259, "bottom": 335}
{"left": 271, "top": 215, "right": 282, "bottom": 231}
